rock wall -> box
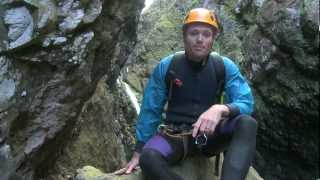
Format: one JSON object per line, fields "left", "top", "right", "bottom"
{"left": 0, "top": 0, "right": 143, "bottom": 179}
{"left": 239, "top": 0, "right": 319, "bottom": 179}
{"left": 47, "top": 76, "right": 138, "bottom": 179}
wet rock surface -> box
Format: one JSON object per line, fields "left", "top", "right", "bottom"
{"left": 4, "top": 6, "right": 34, "bottom": 50}
{"left": 0, "top": 0, "right": 143, "bottom": 179}
{"left": 0, "top": 0, "right": 104, "bottom": 52}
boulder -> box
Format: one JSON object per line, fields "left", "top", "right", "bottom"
{"left": 74, "top": 156, "right": 263, "bottom": 180}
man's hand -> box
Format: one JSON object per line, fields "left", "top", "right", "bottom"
{"left": 115, "top": 151, "right": 140, "bottom": 175}
{"left": 192, "top": 104, "right": 229, "bottom": 137}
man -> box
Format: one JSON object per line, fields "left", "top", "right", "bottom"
{"left": 124, "top": 8, "right": 257, "bottom": 180}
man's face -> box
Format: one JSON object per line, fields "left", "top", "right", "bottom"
{"left": 184, "top": 23, "right": 214, "bottom": 62}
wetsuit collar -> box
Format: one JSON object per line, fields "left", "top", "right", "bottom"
{"left": 185, "top": 54, "right": 209, "bottom": 71}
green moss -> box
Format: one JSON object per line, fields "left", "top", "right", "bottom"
{"left": 269, "top": 94, "right": 285, "bottom": 105}
{"left": 159, "top": 15, "right": 175, "bottom": 29}
{"left": 138, "top": 4, "right": 185, "bottom": 64}
{"left": 82, "top": 166, "right": 104, "bottom": 177}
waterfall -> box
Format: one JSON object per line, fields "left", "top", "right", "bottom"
{"left": 142, "top": 0, "right": 155, "bottom": 14}
{"left": 117, "top": 77, "right": 140, "bottom": 115}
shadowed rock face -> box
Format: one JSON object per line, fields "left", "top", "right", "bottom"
{"left": 0, "top": 0, "right": 143, "bottom": 179}
{"left": 240, "top": 0, "right": 318, "bottom": 179}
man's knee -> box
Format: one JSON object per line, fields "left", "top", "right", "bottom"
{"left": 236, "top": 115, "right": 257, "bottom": 133}
{"left": 140, "top": 148, "right": 165, "bottom": 170}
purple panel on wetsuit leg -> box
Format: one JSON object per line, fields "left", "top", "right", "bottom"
{"left": 143, "top": 134, "right": 173, "bottom": 157}
{"left": 218, "top": 114, "right": 247, "bottom": 135}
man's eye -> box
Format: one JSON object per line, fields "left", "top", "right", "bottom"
{"left": 203, "top": 32, "right": 212, "bottom": 38}
{"left": 190, "top": 31, "right": 199, "bottom": 36}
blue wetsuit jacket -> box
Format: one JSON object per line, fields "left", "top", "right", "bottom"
{"left": 135, "top": 53, "right": 254, "bottom": 151}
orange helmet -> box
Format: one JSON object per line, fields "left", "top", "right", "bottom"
{"left": 183, "top": 8, "right": 219, "bottom": 31}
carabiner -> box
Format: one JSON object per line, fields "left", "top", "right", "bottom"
{"left": 195, "top": 133, "right": 207, "bottom": 146}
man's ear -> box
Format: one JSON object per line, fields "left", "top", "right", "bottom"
{"left": 212, "top": 28, "right": 220, "bottom": 40}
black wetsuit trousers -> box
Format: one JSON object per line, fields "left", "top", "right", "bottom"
{"left": 139, "top": 115, "right": 257, "bottom": 180}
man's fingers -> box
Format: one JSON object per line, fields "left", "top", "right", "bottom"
{"left": 207, "top": 125, "right": 215, "bottom": 135}
{"left": 116, "top": 152, "right": 140, "bottom": 175}
{"left": 192, "top": 121, "right": 201, "bottom": 137}
{"left": 206, "top": 120, "right": 215, "bottom": 134}
{"left": 126, "top": 163, "right": 140, "bottom": 174}
{"left": 199, "top": 122, "right": 207, "bottom": 134}
{"left": 113, "top": 165, "right": 138, "bottom": 175}
{"left": 113, "top": 168, "right": 126, "bottom": 175}
{"left": 125, "top": 165, "right": 134, "bottom": 174}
